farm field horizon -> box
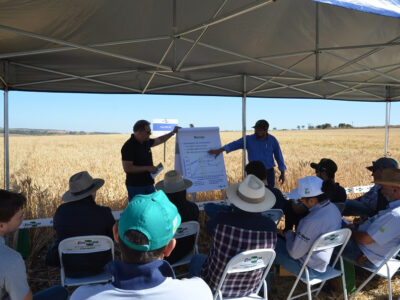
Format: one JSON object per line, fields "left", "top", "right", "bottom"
{"left": 1, "top": 127, "right": 399, "bottom": 219}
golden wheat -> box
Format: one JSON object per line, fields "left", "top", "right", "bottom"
{"left": 0, "top": 128, "right": 399, "bottom": 219}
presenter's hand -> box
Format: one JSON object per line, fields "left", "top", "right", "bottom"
{"left": 208, "top": 148, "right": 223, "bottom": 158}
{"left": 148, "top": 166, "right": 158, "bottom": 173}
{"left": 172, "top": 126, "right": 181, "bottom": 134}
{"left": 279, "top": 171, "right": 285, "bottom": 184}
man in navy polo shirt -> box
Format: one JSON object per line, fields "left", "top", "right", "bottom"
{"left": 208, "top": 119, "right": 286, "bottom": 188}
{"left": 121, "top": 120, "right": 179, "bottom": 200}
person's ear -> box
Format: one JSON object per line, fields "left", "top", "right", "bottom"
{"left": 112, "top": 222, "right": 120, "bottom": 243}
{"left": 163, "top": 238, "right": 176, "bottom": 258}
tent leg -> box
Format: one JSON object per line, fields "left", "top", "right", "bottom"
{"left": 384, "top": 100, "right": 390, "bottom": 156}
{"left": 242, "top": 75, "right": 247, "bottom": 179}
{"left": 4, "top": 87, "right": 9, "bottom": 190}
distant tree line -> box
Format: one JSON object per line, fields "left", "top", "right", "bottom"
{"left": 306, "top": 123, "right": 353, "bottom": 130}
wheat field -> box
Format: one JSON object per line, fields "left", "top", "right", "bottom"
{"left": 1, "top": 128, "right": 400, "bottom": 299}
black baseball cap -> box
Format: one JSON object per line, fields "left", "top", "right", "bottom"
{"left": 252, "top": 120, "right": 269, "bottom": 130}
{"left": 310, "top": 158, "right": 338, "bottom": 176}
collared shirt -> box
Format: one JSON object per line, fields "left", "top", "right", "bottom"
{"left": 285, "top": 200, "right": 342, "bottom": 272}
{"left": 358, "top": 199, "right": 400, "bottom": 267}
{"left": 0, "top": 236, "right": 30, "bottom": 300}
{"left": 71, "top": 260, "right": 212, "bottom": 300}
{"left": 359, "top": 184, "right": 386, "bottom": 211}
{"left": 202, "top": 219, "right": 277, "bottom": 298}
{"left": 121, "top": 134, "right": 155, "bottom": 186}
{"left": 224, "top": 134, "right": 286, "bottom": 172}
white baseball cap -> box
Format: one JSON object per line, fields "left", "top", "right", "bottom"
{"left": 295, "top": 176, "right": 323, "bottom": 198}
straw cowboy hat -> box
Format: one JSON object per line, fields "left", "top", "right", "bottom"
{"left": 62, "top": 171, "right": 104, "bottom": 202}
{"left": 227, "top": 174, "right": 276, "bottom": 213}
{"left": 374, "top": 168, "right": 400, "bottom": 188}
{"left": 155, "top": 170, "right": 192, "bottom": 193}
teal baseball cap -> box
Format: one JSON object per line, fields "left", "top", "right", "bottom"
{"left": 118, "top": 190, "right": 181, "bottom": 251}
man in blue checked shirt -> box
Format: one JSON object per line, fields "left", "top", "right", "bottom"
{"left": 208, "top": 119, "right": 286, "bottom": 188}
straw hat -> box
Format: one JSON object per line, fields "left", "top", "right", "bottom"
{"left": 62, "top": 171, "right": 104, "bottom": 202}
{"left": 374, "top": 168, "right": 400, "bottom": 188}
{"left": 226, "top": 174, "right": 276, "bottom": 213}
{"left": 155, "top": 170, "right": 192, "bottom": 193}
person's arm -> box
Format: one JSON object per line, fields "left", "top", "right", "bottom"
{"left": 352, "top": 231, "right": 375, "bottom": 245}
{"left": 122, "top": 161, "right": 157, "bottom": 174}
{"left": 153, "top": 126, "right": 180, "bottom": 147}
{"left": 285, "top": 220, "right": 313, "bottom": 259}
{"left": 208, "top": 137, "right": 244, "bottom": 158}
{"left": 272, "top": 138, "right": 286, "bottom": 183}
{"left": 22, "top": 290, "right": 33, "bottom": 300}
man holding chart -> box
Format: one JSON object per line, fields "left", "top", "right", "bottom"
{"left": 208, "top": 119, "right": 286, "bottom": 188}
{"left": 121, "top": 120, "right": 179, "bottom": 200}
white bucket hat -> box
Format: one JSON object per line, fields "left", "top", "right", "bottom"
{"left": 155, "top": 170, "right": 192, "bottom": 193}
{"left": 294, "top": 176, "right": 323, "bottom": 198}
{"left": 227, "top": 174, "right": 276, "bottom": 213}
{"left": 62, "top": 171, "right": 104, "bottom": 202}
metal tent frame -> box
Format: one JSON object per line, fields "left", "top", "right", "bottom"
{"left": 1, "top": 0, "right": 400, "bottom": 188}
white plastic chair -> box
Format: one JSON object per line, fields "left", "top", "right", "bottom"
{"left": 214, "top": 248, "right": 276, "bottom": 300}
{"left": 348, "top": 244, "right": 400, "bottom": 300}
{"left": 286, "top": 228, "right": 352, "bottom": 300}
{"left": 171, "top": 221, "right": 200, "bottom": 272}
{"left": 58, "top": 235, "right": 114, "bottom": 287}
{"left": 261, "top": 209, "right": 283, "bottom": 224}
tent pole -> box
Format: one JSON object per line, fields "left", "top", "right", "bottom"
{"left": 384, "top": 86, "right": 391, "bottom": 156}
{"left": 242, "top": 75, "right": 247, "bottom": 179}
{"left": 4, "top": 87, "right": 9, "bottom": 190}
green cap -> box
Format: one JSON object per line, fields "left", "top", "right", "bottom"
{"left": 118, "top": 190, "right": 181, "bottom": 251}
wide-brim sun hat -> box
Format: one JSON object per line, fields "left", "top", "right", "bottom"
{"left": 62, "top": 171, "right": 104, "bottom": 202}
{"left": 155, "top": 170, "right": 192, "bottom": 193}
{"left": 227, "top": 174, "right": 276, "bottom": 213}
{"left": 374, "top": 168, "right": 400, "bottom": 188}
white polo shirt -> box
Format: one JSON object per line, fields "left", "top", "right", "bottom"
{"left": 359, "top": 199, "right": 400, "bottom": 267}
{"left": 285, "top": 200, "right": 342, "bottom": 272}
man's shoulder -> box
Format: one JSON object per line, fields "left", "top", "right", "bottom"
{"left": 160, "top": 277, "right": 213, "bottom": 299}
{"left": 0, "top": 243, "right": 25, "bottom": 271}
{"left": 71, "top": 283, "right": 114, "bottom": 300}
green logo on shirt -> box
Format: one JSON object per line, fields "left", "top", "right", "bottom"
{"left": 379, "top": 227, "right": 386, "bottom": 232}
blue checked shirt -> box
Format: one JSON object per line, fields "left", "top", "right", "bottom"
{"left": 223, "top": 134, "right": 286, "bottom": 172}
{"left": 201, "top": 224, "right": 277, "bottom": 298}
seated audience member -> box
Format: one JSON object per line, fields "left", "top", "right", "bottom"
{"left": 275, "top": 176, "right": 342, "bottom": 278}
{"left": 341, "top": 168, "right": 400, "bottom": 269}
{"left": 0, "top": 190, "right": 68, "bottom": 300}
{"left": 284, "top": 158, "right": 345, "bottom": 231}
{"left": 71, "top": 191, "right": 212, "bottom": 300}
{"left": 343, "top": 157, "right": 398, "bottom": 217}
{"left": 204, "top": 160, "right": 285, "bottom": 218}
{"left": 46, "top": 171, "right": 115, "bottom": 278}
{"left": 190, "top": 175, "right": 277, "bottom": 298}
{"left": 155, "top": 170, "right": 199, "bottom": 264}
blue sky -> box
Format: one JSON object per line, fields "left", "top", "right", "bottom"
{"left": 1, "top": 91, "right": 399, "bottom": 133}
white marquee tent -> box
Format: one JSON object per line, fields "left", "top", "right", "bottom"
{"left": 1, "top": 0, "right": 400, "bottom": 188}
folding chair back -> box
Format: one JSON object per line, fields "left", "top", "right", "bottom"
{"left": 261, "top": 209, "right": 283, "bottom": 224}
{"left": 287, "top": 228, "right": 352, "bottom": 300}
{"left": 171, "top": 221, "right": 200, "bottom": 268}
{"left": 215, "top": 249, "right": 276, "bottom": 300}
{"left": 58, "top": 235, "right": 114, "bottom": 287}
{"left": 350, "top": 243, "right": 400, "bottom": 300}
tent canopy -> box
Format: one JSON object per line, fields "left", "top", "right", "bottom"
{"left": 1, "top": 0, "right": 400, "bottom": 101}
